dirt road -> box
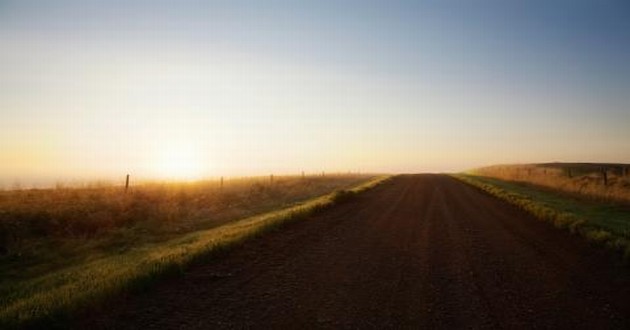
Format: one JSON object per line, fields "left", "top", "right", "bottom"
{"left": 81, "top": 175, "right": 630, "bottom": 329}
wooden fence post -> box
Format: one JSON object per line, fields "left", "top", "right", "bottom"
{"left": 220, "top": 176, "right": 224, "bottom": 189}
{"left": 270, "top": 174, "right": 274, "bottom": 184}
{"left": 125, "top": 174, "right": 130, "bottom": 193}
{"left": 601, "top": 168, "right": 608, "bottom": 186}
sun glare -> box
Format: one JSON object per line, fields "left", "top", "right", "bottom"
{"left": 153, "top": 142, "right": 204, "bottom": 181}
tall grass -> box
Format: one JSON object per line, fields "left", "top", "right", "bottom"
{"left": 0, "top": 175, "right": 371, "bottom": 256}
{"left": 0, "top": 175, "right": 389, "bottom": 328}
{"left": 472, "top": 163, "right": 630, "bottom": 204}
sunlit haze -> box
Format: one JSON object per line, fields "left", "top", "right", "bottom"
{"left": 1, "top": 1, "right": 629, "bottom": 187}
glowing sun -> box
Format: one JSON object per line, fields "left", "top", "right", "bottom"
{"left": 153, "top": 142, "right": 204, "bottom": 181}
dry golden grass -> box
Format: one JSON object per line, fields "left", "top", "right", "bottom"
{"left": 472, "top": 163, "right": 630, "bottom": 204}
{"left": 0, "top": 175, "right": 371, "bottom": 255}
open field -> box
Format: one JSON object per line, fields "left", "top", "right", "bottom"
{"left": 472, "top": 163, "right": 630, "bottom": 204}
{"left": 75, "top": 175, "right": 630, "bottom": 329}
{"left": 0, "top": 174, "right": 386, "bottom": 328}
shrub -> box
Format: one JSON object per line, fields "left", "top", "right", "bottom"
{"left": 330, "top": 190, "right": 356, "bottom": 204}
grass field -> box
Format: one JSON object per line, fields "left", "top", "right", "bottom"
{"left": 0, "top": 174, "right": 389, "bottom": 328}
{"left": 454, "top": 174, "right": 630, "bottom": 261}
{"left": 472, "top": 163, "right": 630, "bottom": 204}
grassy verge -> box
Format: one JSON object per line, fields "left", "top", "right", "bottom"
{"left": 452, "top": 174, "right": 630, "bottom": 261}
{"left": 0, "top": 176, "right": 390, "bottom": 328}
{"left": 472, "top": 163, "right": 630, "bottom": 204}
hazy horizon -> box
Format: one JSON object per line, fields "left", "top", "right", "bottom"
{"left": 2, "top": 1, "right": 630, "bottom": 188}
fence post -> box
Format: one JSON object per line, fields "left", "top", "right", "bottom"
{"left": 125, "top": 174, "right": 130, "bottom": 193}
{"left": 601, "top": 167, "right": 608, "bottom": 186}
{"left": 270, "top": 174, "right": 274, "bottom": 184}
{"left": 220, "top": 176, "right": 224, "bottom": 189}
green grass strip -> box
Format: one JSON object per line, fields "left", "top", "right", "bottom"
{"left": 452, "top": 174, "right": 630, "bottom": 262}
{"left": 0, "top": 176, "right": 390, "bottom": 328}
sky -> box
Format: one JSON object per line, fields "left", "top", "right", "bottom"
{"left": 1, "top": 0, "right": 629, "bottom": 187}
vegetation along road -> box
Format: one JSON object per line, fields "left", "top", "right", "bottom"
{"left": 80, "top": 175, "right": 630, "bottom": 329}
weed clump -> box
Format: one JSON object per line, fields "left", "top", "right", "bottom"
{"left": 330, "top": 190, "right": 357, "bottom": 204}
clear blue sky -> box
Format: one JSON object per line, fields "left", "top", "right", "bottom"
{"left": 1, "top": 1, "right": 629, "bottom": 186}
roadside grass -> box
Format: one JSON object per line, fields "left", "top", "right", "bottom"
{"left": 0, "top": 175, "right": 372, "bottom": 284}
{"left": 0, "top": 175, "right": 389, "bottom": 328}
{"left": 453, "top": 174, "right": 630, "bottom": 262}
{"left": 473, "top": 163, "right": 630, "bottom": 204}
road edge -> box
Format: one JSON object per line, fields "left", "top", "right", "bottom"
{"left": 451, "top": 174, "right": 630, "bottom": 262}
